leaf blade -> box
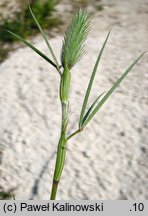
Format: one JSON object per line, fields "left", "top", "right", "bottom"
{"left": 5, "top": 29, "right": 57, "bottom": 68}
{"left": 82, "top": 92, "right": 105, "bottom": 126}
{"left": 28, "top": 4, "right": 59, "bottom": 67}
{"left": 79, "top": 30, "right": 111, "bottom": 128}
{"left": 82, "top": 52, "right": 146, "bottom": 127}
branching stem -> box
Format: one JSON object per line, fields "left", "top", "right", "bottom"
{"left": 67, "top": 128, "right": 83, "bottom": 141}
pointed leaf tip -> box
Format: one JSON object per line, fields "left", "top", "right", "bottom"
{"left": 82, "top": 51, "right": 145, "bottom": 127}
{"left": 79, "top": 30, "right": 111, "bottom": 127}
{"left": 28, "top": 4, "right": 59, "bottom": 67}
{"left": 5, "top": 29, "right": 57, "bottom": 68}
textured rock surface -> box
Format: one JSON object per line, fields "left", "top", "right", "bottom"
{"left": 0, "top": 0, "right": 22, "bottom": 21}
{"left": 0, "top": 0, "right": 148, "bottom": 199}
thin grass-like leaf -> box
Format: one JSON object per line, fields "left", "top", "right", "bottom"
{"left": 82, "top": 52, "right": 146, "bottom": 127}
{"left": 28, "top": 4, "right": 59, "bottom": 67}
{"left": 79, "top": 30, "right": 111, "bottom": 128}
{"left": 82, "top": 92, "right": 105, "bottom": 125}
{"left": 5, "top": 29, "right": 57, "bottom": 68}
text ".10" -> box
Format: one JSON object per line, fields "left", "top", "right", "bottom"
{"left": 133, "top": 203, "right": 144, "bottom": 211}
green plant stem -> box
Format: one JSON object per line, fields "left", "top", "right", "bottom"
{"left": 50, "top": 179, "right": 59, "bottom": 200}
{"left": 50, "top": 102, "right": 68, "bottom": 200}
{"left": 50, "top": 67, "right": 70, "bottom": 200}
{"left": 51, "top": 128, "right": 83, "bottom": 199}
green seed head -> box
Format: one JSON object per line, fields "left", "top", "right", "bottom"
{"left": 61, "top": 9, "right": 90, "bottom": 69}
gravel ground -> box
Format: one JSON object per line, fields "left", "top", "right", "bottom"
{"left": 0, "top": 0, "right": 148, "bottom": 199}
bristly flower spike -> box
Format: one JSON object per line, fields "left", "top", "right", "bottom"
{"left": 61, "top": 9, "right": 90, "bottom": 69}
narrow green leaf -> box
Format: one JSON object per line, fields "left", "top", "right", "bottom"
{"left": 28, "top": 4, "right": 59, "bottom": 67}
{"left": 82, "top": 92, "right": 105, "bottom": 125}
{"left": 79, "top": 30, "right": 111, "bottom": 128}
{"left": 82, "top": 52, "right": 146, "bottom": 127}
{"left": 5, "top": 29, "right": 57, "bottom": 68}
